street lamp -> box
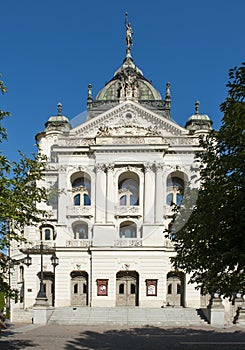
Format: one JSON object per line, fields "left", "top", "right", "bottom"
{"left": 34, "top": 241, "right": 47, "bottom": 305}
{"left": 50, "top": 252, "right": 59, "bottom": 306}
{"left": 24, "top": 242, "right": 59, "bottom": 306}
{"left": 50, "top": 252, "right": 59, "bottom": 268}
{"left": 24, "top": 253, "right": 32, "bottom": 267}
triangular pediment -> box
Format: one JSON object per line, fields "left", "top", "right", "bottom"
{"left": 70, "top": 101, "right": 188, "bottom": 139}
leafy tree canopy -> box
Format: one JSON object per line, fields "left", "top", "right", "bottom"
{"left": 171, "top": 63, "right": 245, "bottom": 298}
{"left": 0, "top": 76, "right": 48, "bottom": 298}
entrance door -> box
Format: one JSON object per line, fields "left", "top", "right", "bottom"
{"left": 71, "top": 271, "right": 88, "bottom": 306}
{"left": 116, "top": 271, "right": 138, "bottom": 306}
{"left": 166, "top": 272, "right": 184, "bottom": 307}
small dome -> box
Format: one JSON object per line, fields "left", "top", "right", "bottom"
{"left": 185, "top": 101, "right": 212, "bottom": 131}
{"left": 45, "top": 103, "right": 71, "bottom": 132}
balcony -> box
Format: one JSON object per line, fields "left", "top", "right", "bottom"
{"left": 114, "top": 206, "right": 142, "bottom": 218}
{"left": 114, "top": 238, "right": 142, "bottom": 247}
{"left": 65, "top": 239, "right": 91, "bottom": 248}
{"left": 66, "top": 206, "right": 93, "bottom": 218}
{"left": 19, "top": 240, "right": 56, "bottom": 253}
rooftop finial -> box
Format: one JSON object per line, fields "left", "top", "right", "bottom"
{"left": 195, "top": 100, "right": 200, "bottom": 114}
{"left": 125, "top": 12, "right": 133, "bottom": 55}
{"left": 57, "top": 102, "right": 62, "bottom": 116}
{"left": 165, "top": 82, "right": 171, "bottom": 110}
{"left": 87, "top": 84, "right": 93, "bottom": 110}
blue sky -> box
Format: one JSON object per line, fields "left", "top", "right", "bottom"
{"left": 1, "top": 0, "right": 244, "bottom": 160}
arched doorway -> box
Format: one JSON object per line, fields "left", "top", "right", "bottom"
{"left": 70, "top": 271, "right": 88, "bottom": 306}
{"left": 116, "top": 271, "right": 139, "bottom": 307}
{"left": 166, "top": 271, "right": 185, "bottom": 307}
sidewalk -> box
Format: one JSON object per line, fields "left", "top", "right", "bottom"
{"left": 0, "top": 323, "right": 245, "bottom": 350}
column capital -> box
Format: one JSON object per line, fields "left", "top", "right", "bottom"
{"left": 106, "top": 163, "right": 115, "bottom": 172}
{"left": 155, "top": 163, "right": 164, "bottom": 172}
{"left": 95, "top": 164, "right": 106, "bottom": 173}
{"left": 144, "top": 162, "right": 154, "bottom": 173}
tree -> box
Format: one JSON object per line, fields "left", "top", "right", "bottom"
{"left": 0, "top": 76, "right": 48, "bottom": 299}
{"left": 171, "top": 63, "right": 245, "bottom": 298}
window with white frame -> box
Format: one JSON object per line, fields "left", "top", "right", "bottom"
{"left": 71, "top": 173, "right": 91, "bottom": 206}
{"left": 72, "top": 222, "right": 88, "bottom": 240}
{"left": 166, "top": 174, "right": 185, "bottom": 206}
{"left": 119, "top": 221, "right": 137, "bottom": 238}
{"left": 40, "top": 225, "right": 55, "bottom": 241}
{"left": 118, "top": 172, "right": 139, "bottom": 206}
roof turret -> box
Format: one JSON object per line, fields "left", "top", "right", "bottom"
{"left": 44, "top": 102, "right": 71, "bottom": 132}
{"left": 185, "top": 101, "right": 213, "bottom": 132}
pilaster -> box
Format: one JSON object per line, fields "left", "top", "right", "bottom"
{"left": 106, "top": 163, "right": 115, "bottom": 223}
{"left": 155, "top": 164, "right": 164, "bottom": 223}
{"left": 95, "top": 164, "right": 106, "bottom": 223}
{"left": 143, "top": 163, "right": 155, "bottom": 223}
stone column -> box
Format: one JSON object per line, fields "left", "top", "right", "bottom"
{"left": 155, "top": 164, "right": 164, "bottom": 223}
{"left": 106, "top": 163, "right": 114, "bottom": 223}
{"left": 95, "top": 164, "right": 106, "bottom": 223}
{"left": 144, "top": 163, "right": 155, "bottom": 223}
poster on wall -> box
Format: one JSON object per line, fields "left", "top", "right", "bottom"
{"left": 97, "top": 279, "right": 108, "bottom": 296}
{"left": 146, "top": 279, "right": 158, "bottom": 296}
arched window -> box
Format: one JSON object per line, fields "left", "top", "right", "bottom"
{"left": 71, "top": 172, "right": 91, "bottom": 206}
{"left": 166, "top": 174, "right": 185, "bottom": 206}
{"left": 73, "top": 222, "right": 88, "bottom": 240}
{"left": 118, "top": 172, "right": 139, "bottom": 206}
{"left": 40, "top": 225, "right": 55, "bottom": 241}
{"left": 119, "top": 221, "right": 137, "bottom": 238}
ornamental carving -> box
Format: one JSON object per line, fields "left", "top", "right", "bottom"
{"left": 58, "top": 138, "right": 95, "bottom": 146}
{"left": 74, "top": 102, "right": 184, "bottom": 138}
{"left": 95, "top": 164, "right": 106, "bottom": 173}
{"left": 155, "top": 163, "right": 165, "bottom": 172}
{"left": 114, "top": 239, "right": 142, "bottom": 247}
{"left": 66, "top": 240, "right": 91, "bottom": 247}
{"left": 144, "top": 163, "right": 154, "bottom": 173}
{"left": 106, "top": 163, "right": 115, "bottom": 172}
{"left": 118, "top": 73, "right": 139, "bottom": 102}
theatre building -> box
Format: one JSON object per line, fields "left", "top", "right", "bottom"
{"left": 10, "top": 19, "right": 213, "bottom": 321}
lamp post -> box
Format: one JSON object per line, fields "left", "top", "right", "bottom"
{"left": 50, "top": 252, "right": 59, "bottom": 307}
{"left": 34, "top": 241, "right": 48, "bottom": 306}
{"left": 24, "top": 242, "right": 59, "bottom": 307}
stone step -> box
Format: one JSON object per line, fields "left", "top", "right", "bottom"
{"left": 11, "top": 309, "right": 33, "bottom": 323}
{"left": 48, "top": 307, "right": 208, "bottom": 326}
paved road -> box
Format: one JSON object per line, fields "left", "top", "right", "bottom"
{"left": 0, "top": 323, "right": 245, "bottom": 349}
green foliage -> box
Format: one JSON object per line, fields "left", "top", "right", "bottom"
{"left": 0, "top": 75, "right": 10, "bottom": 143}
{"left": 171, "top": 63, "right": 245, "bottom": 298}
{"left": 0, "top": 291, "right": 5, "bottom": 311}
{"left": 0, "top": 75, "right": 49, "bottom": 299}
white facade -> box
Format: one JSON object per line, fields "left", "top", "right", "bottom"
{"left": 10, "top": 28, "right": 213, "bottom": 320}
